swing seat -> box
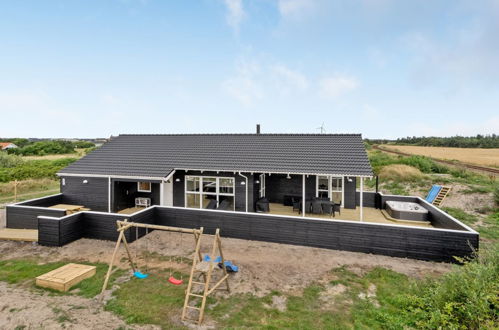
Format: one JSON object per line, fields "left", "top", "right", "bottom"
{"left": 203, "top": 255, "right": 222, "bottom": 263}
{"left": 168, "top": 276, "right": 183, "bottom": 285}
{"left": 133, "top": 271, "right": 149, "bottom": 279}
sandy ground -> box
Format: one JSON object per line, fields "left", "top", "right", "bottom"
{"left": 0, "top": 208, "right": 453, "bottom": 328}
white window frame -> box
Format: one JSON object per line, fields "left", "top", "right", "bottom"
{"left": 137, "top": 181, "right": 152, "bottom": 193}
{"left": 259, "top": 174, "right": 266, "bottom": 198}
{"left": 184, "top": 175, "right": 235, "bottom": 211}
{"left": 316, "top": 175, "right": 344, "bottom": 207}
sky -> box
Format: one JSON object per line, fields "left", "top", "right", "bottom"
{"left": 0, "top": 0, "right": 498, "bottom": 139}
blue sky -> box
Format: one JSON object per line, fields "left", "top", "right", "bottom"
{"left": 0, "top": 0, "right": 498, "bottom": 139}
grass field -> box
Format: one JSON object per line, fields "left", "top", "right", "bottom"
{"left": 380, "top": 145, "right": 499, "bottom": 168}
{"left": 0, "top": 178, "right": 59, "bottom": 206}
{"left": 21, "top": 148, "right": 87, "bottom": 160}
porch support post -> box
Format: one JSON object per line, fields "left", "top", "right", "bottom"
{"left": 160, "top": 181, "right": 164, "bottom": 206}
{"left": 108, "top": 176, "right": 111, "bottom": 213}
{"left": 360, "top": 177, "right": 364, "bottom": 222}
{"left": 302, "top": 174, "right": 305, "bottom": 217}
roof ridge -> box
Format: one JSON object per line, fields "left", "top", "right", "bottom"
{"left": 118, "top": 133, "right": 362, "bottom": 137}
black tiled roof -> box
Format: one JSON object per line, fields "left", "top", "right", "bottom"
{"left": 58, "top": 134, "right": 373, "bottom": 177}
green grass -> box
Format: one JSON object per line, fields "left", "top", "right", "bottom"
{"left": 105, "top": 268, "right": 187, "bottom": 329}
{"left": 0, "top": 157, "right": 77, "bottom": 183}
{"left": 443, "top": 207, "right": 499, "bottom": 241}
{"left": 0, "top": 259, "right": 125, "bottom": 298}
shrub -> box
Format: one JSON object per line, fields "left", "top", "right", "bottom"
{"left": 0, "top": 158, "right": 77, "bottom": 182}
{"left": 73, "top": 141, "right": 95, "bottom": 148}
{"left": 494, "top": 186, "right": 499, "bottom": 207}
{"left": 379, "top": 164, "right": 423, "bottom": 182}
{"left": 8, "top": 140, "right": 76, "bottom": 156}
{"left": 0, "top": 152, "right": 24, "bottom": 168}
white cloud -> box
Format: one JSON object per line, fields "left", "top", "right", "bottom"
{"left": 223, "top": 0, "right": 245, "bottom": 33}
{"left": 271, "top": 64, "right": 309, "bottom": 93}
{"left": 277, "top": 0, "right": 317, "bottom": 19}
{"left": 361, "top": 104, "right": 379, "bottom": 121}
{"left": 319, "top": 75, "right": 359, "bottom": 99}
{"left": 222, "top": 59, "right": 263, "bottom": 106}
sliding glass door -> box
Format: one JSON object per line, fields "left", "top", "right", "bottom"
{"left": 185, "top": 176, "right": 235, "bottom": 210}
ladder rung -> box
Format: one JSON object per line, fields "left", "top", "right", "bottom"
{"left": 186, "top": 306, "right": 201, "bottom": 310}
{"left": 192, "top": 281, "right": 205, "bottom": 285}
{"left": 189, "top": 293, "right": 204, "bottom": 298}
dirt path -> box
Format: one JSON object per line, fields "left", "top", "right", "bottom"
{"left": 0, "top": 282, "right": 159, "bottom": 330}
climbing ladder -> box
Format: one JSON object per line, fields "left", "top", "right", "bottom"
{"left": 182, "top": 228, "right": 230, "bottom": 325}
{"left": 432, "top": 186, "right": 451, "bottom": 206}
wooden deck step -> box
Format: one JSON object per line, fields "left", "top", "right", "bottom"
{"left": 0, "top": 228, "right": 38, "bottom": 242}
{"left": 36, "top": 263, "right": 96, "bottom": 292}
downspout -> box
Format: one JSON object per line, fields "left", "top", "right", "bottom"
{"left": 239, "top": 172, "right": 249, "bottom": 212}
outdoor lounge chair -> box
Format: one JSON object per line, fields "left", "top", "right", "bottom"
{"left": 206, "top": 199, "right": 218, "bottom": 209}
{"left": 217, "top": 199, "right": 231, "bottom": 210}
{"left": 256, "top": 197, "right": 270, "bottom": 212}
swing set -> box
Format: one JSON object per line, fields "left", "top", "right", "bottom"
{"left": 100, "top": 219, "right": 231, "bottom": 325}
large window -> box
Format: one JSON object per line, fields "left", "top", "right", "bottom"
{"left": 316, "top": 176, "right": 343, "bottom": 205}
{"left": 137, "top": 181, "right": 151, "bottom": 192}
{"left": 185, "top": 176, "right": 235, "bottom": 210}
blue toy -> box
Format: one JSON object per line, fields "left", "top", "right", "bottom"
{"left": 133, "top": 271, "right": 149, "bottom": 279}
{"left": 204, "top": 255, "right": 238, "bottom": 272}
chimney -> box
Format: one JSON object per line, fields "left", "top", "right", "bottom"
{"left": 256, "top": 124, "right": 261, "bottom": 134}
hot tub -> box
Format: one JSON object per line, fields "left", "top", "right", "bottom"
{"left": 385, "top": 201, "right": 429, "bottom": 222}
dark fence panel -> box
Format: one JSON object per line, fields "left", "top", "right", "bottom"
{"left": 154, "top": 207, "right": 478, "bottom": 262}
{"left": 16, "top": 194, "right": 63, "bottom": 207}
{"left": 38, "top": 216, "right": 61, "bottom": 246}
{"left": 355, "top": 191, "right": 376, "bottom": 208}
{"left": 6, "top": 205, "right": 66, "bottom": 229}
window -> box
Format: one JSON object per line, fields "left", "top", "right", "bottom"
{"left": 259, "top": 174, "right": 266, "bottom": 198}
{"left": 137, "top": 182, "right": 151, "bottom": 192}
{"left": 185, "top": 176, "right": 235, "bottom": 210}
{"left": 316, "top": 176, "right": 343, "bottom": 205}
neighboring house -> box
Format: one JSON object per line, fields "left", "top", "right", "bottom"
{"left": 0, "top": 142, "right": 18, "bottom": 150}
{"left": 56, "top": 133, "right": 373, "bottom": 215}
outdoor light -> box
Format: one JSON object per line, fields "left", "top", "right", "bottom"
{"left": 347, "top": 177, "right": 353, "bottom": 182}
{"left": 175, "top": 178, "right": 181, "bottom": 182}
{"left": 83, "top": 180, "right": 88, "bottom": 184}
{"left": 286, "top": 174, "right": 291, "bottom": 179}
{"left": 241, "top": 181, "right": 246, "bottom": 185}
{"left": 255, "top": 180, "right": 260, "bottom": 184}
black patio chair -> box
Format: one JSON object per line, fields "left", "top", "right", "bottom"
{"left": 311, "top": 200, "right": 323, "bottom": 214}
{"left": 333, "top": 202, "right": 341, "bottom": 215}
{"left": 322, "top": 201, "right": 335, "bottom": 217}
{"left": 298, "top": 201, "right": 312, "bottom": 214}
{"left": 291, "top": 197, "right": 300, "bottom": 212}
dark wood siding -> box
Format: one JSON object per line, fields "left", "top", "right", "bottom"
{"left": 266, "top": 174, "right": 315, "bottom": 204}
{"left": 61, "top": 176, "right": 109, "bottom": 212}
{"left": 6, "top": 205, "right": 66, "bottom": 229}
{"left": 154, "top": 207, "right": 478, "bottom": 263}
{"left": 344, "top": 176, "right": 357, "bottom": 209}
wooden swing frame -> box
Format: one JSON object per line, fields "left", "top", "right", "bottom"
{"left": 101, "top": 219, "right": 203, "bottom": 294}
{"left": 100, "top": 219, "right": 231, "bottom": 325}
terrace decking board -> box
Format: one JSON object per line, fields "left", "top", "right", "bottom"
{"left": 36, "top": 263, "right": 96, "bottom": 292}
{"left": 0, "top": 228, "right": 38, "bottom": 242}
